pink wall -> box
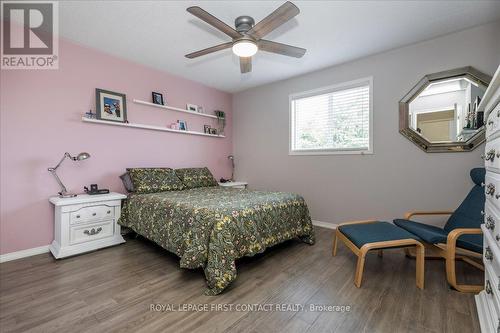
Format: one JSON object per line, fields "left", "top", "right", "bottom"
{"left": 0, "top": 38, "right": 233, "bottom": 255}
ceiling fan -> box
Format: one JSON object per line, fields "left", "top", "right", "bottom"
{"left": 185, "top": 1, "right": 306, "bottom": 73}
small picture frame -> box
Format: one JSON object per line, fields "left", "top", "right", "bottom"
{"left": 178, "top": 120, "right": 187, "bottom": 131}
{"left": 95, "top": 88, "right": 127, "bottom": 123}
{"left": 204, "top": 125, "right": 210, "bottom": 134}
{"left": 152, "top": 92, "right": 164, "bottom": 105}
{"left": 187, "top": 104, "right": 198, "bottom": 112}
{"left": 197, "top": 106, "right": 204, "bottom": 114}
{"left": 210, "top": 128, "right": 217, "bottom": 135}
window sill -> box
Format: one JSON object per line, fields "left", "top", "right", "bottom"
{"left": 289, "top": 149, "right": 373, "bottom": 156}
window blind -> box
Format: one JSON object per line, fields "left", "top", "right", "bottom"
{"left": 291, "top": 82, "right": 371, "bottom": 152}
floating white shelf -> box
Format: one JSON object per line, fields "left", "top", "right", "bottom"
{"left": 81, "top": 117, "right": 225, "bottom": 138}
{"left": 133, "top": 99, "right": 219, "bottom": 119}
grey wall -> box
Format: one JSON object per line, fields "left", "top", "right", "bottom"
{"left": 233, "top": 21, "right": 500, "bottom": 226}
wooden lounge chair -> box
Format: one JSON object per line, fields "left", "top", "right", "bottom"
{"left": 394, "top": 168, "right": 485, "bottom": 293}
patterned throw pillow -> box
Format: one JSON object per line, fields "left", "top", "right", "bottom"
{"left": 175, "top": 167, "right": 218, "bottom": 189}
{"left": 119, "top": 172, "right": 135, "bottom": 192}
{"left": 127, "top": 168, "right": 185, "bottom": 194}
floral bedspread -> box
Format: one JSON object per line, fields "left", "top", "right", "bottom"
{"left": 119, "top": 187, "right": 315, "bottom": 295}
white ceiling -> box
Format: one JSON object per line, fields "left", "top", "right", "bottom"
{"left": 57, "top": 1, "right": 500, "bottom": 93}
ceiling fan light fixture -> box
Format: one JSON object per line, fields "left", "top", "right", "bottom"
{"left": 232, "top": 40, "right": 258, "bottom": 57}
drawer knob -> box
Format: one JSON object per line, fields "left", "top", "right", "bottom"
{"left": 84, "top": 227, "right": 102, "bottom": 236}
{"left": 489, "top": 120, "right": 495, "bottom": 125}
{"left": 497, "top": 235, "right": 500, "bottom": 242}
{"left": 486, "top": 149, "right": 496, "bottom": 161}
{"left": 76, "top": 215, "right": 80, "bottom": 218}
{"left": 92, "top": 212, "right": 97, "bottom": 216}
{"left": 107, "top": 210, "right": 111, "bottom": 214}
{"left": 486, "top": 183, "right": 496, "bottom": 196}
{"left": 486, "top": 216, "right": 496, "bottom": 230}
{"left": 486, "top": 280, "right": 493, "bottom": 295}
{"left": 485, "top": 247, "right": 494, "bottom": 261}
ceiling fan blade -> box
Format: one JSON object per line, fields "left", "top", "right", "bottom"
{"left": 187, "top": 6, "right": 241, "bottom": 39}
{"left": 240, "top": 57, "right": 252, "bottom": 73}
{"left": 185, "top": 42, "right": 233, "bottom": 59}
{"left": 258, "top": 39, "right": 306, "bottom": 58}
{"left": 247, "top": 1, "right": 299, "bottom": 39}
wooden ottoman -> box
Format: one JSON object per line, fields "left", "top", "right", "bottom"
{"left": 333, "top": 220, "right": 425, "bottom": 289}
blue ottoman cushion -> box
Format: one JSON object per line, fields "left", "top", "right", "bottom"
{"left": 338, "top": 222, "right": 420, "bottom": 249}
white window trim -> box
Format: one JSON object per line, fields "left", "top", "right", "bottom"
{"left": 289, "top": 77, "right": 373, "bottom": 156}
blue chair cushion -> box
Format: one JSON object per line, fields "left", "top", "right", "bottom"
{"left": 393, "top": 219, "right": 483, "bottom": 254}
{"left": 441, "top": 168, "right": 485, "bottom": 232}
{"left": 456, "top": 234, "right": 483, "bottom": 253}
{"left": 393, "top": 219, "right": 447, "bottom": 243}
{"left": 338, "top": 222, "right": 420, "bottom": 249}
{"left": 444, "top": 185, "right": 485, "bottom": 232}
{"left": 470, "top": 168, "right": 485, "bottom": 186}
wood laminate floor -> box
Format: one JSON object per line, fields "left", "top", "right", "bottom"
{"left": 0, "top": 227, "right": 482, "bottom": 333}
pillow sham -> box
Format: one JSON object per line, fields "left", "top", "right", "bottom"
{"left": 175, "top": 167, "right": 218, "bottom": 189}
{"left": 127, "top": 168, "right": 185, "bottom": 194}
{"left": 119, "top": 172, "right": 135, "bottom": 192}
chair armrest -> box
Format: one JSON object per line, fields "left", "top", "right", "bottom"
{"left": 337, "top": 219, "right": 378, "bottom": 227}
{"left": 404, "top": 211, "right": 454, "bottom": 220}
{"left": 446, "top": 228, "right": 483, "bottom": 246}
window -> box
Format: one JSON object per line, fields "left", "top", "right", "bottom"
{"left": 289, "top": 77, "right": 373, "bottom": 155}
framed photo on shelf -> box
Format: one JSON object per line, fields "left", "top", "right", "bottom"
{"left": 187, "top": 104, "right": 198, "bottom": 112}
{"left": 210, "top": 128, "right": 217, "bottom": 135}
{"left": 95, "top": 88, "right": 127, "bottom": 123}
{"left": 178, "top": 120, "right": 187, "bottom": 131}
{"left": 204, "top": 125, "right": 210, "bottom": 134}
{"left": 152, "top": 92, "right": 164, "bottom": 105}
{"left": 197, "top": 106, "right": 204, "bottom": 114}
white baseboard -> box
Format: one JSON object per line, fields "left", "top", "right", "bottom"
{"left": 0, "top": 221, "right": 335, "bottom": 263}
{"left": 0, "top": 245, "right": 50, "bottom": 263}
{"left": 312, "top": 220, "right": 338, "bottom": 230}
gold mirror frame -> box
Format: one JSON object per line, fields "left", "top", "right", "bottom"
{"left": 399, "top": 66, "right": 492, "bottom": 152}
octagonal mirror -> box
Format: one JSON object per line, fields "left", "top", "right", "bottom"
{"left": 399, "top": 67, "right": 491, "bottom": 152}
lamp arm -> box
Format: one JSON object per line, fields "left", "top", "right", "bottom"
{"left": 47, "top": 152, "right": 71, "bottom": 195}
{"left": 50, "top": 152, "right": 71, "bottom": 171}
{"left": 49, "top": 168, "right": 68, "bottom": 195}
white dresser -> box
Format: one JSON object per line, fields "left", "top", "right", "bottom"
{"left": 476, "top": 64, "right": 500, "bottom": 333}
{"left": 49, "top": 192, "right": 127, "bottom": 259}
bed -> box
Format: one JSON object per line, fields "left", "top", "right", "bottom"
{"left": 118, "top": 185, "right": 315, "bottom": 295}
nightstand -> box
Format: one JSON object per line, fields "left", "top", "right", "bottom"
{"left": 218, "top": 181, "right": 248, "bottom": 189}
{"left": 49, "top": 192, "right": 127, "bottom": 259}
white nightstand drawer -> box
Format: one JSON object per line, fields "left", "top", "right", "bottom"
{"left": 70, "top": 220, "right": 113, "bottom": 245}
{"left": 70, "top": 205, "right": 115, "bottom": 225}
